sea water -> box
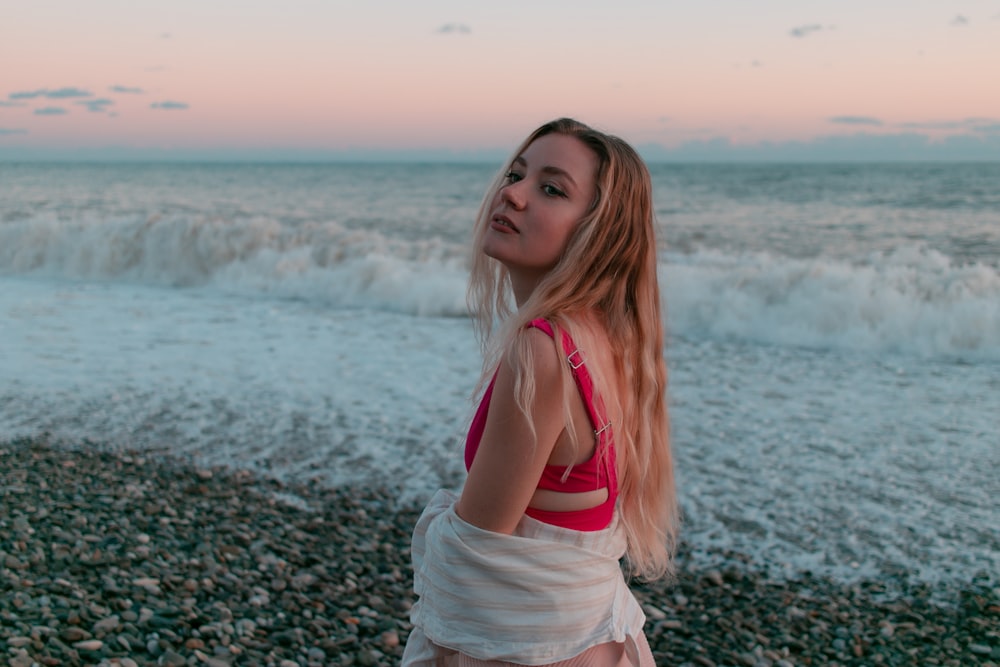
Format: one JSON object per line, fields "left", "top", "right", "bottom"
{"left": 1, "top": 162, "right": 997, "bottom": 591}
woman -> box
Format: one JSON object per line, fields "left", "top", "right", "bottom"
{"left": 402, "top": 118, "right": 679, "bottom": 666}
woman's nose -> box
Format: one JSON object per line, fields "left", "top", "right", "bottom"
{"left": 500, "top": 181, "right": 526, "bottom": 209}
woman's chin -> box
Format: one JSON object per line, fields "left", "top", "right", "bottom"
{"left": 481, "top": 241, "right": 507, "bottom": 264}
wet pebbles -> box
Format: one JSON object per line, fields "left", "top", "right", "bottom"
{"left": 3, "top": 437, "right": 997, "bottom": 666}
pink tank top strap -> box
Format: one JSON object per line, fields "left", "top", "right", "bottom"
{"left": 526, "top": 319, "right": 617, "bottom": 501}
{"left": 526, "top": 319, "right": 613, "bottom": 452}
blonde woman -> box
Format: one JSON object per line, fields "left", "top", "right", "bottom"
{"left": 403, "top": 118, "right": 679, "bottom": 666}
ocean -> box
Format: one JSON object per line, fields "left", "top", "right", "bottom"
{"left": 1, "top": 161, "right": 997, "bottom": 593}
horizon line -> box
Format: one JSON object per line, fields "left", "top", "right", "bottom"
{"left": 3, "top": 132, "right": 999, "bottom": 164}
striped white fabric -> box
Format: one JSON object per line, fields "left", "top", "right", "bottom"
{"left": 402, "top": 490, "right": 648, "bottom": 666}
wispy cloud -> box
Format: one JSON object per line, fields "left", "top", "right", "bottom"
{"left": 10, "top": 87, "right": 93, "bottom": 100}
{"left": 950, "top": 15, "right": 969, "bottom": 27}
{"left": 10, "top": 90, "right": 46, "bottom": 100}
{"left": 77, "top": 98, "right": 115, "bottom": 113}
{"left": 46, "top": 87, "right": 93, "bottom": 99}
{"left": 830, "top": 116, "right": 883, "bottom": 126}
{"left": 110, "top": 85, "right": 144, "bottom": 94}
{"left": 0, "top": 128, "right": 28, "bottom": 135}
{"left": 0, "top": 100, "right": 26, "bottom": 108}
{"left": 789, "top": 24, "right": 828, "bottom": 38}
{"left": 151, "top": 101, "right": 189, "bottom": 110}
{"left": 34, "top": 107, "right": 68, "bottom": 116}
{"left": 435, "top": 23, "right": 471, "bottom": 35}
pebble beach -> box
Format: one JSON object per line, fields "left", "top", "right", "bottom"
{"left": 2, "top": 437, "right": 997, "bottom": 667}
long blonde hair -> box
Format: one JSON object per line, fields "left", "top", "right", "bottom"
{"left": 467, "top": 118, "right": 679, "bottom": 579}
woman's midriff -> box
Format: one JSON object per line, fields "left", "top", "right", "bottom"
{"left": 528, "top": 487, "right": 609, "bottom": 512}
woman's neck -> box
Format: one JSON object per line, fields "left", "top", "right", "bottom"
{"left": 510, "top": 271, "right": 543, "bottom": 308}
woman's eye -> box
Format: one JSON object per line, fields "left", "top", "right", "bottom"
{"left": 542, "top": 184, "right": 566, "bottom": 197}
{"left": 505, "top": 171, "right": 523, "bottom": 183}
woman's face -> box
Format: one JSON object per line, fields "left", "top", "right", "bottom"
{"left": 482, "top": 133, "right": 599, "bottom": 288}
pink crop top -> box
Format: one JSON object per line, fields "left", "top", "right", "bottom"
{"left": 464, "top": 319, "right": 618, "bottom": 531}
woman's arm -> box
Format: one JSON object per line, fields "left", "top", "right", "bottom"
{"left": 455, "top": 327, "right": 566, "bottom": 534}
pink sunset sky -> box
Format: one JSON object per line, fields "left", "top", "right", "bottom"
{"left": 2, "top": 0, "right": 999, "bottom": 161}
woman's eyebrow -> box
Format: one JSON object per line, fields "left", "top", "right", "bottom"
{"left": 511, "top": 156, "right": 578, "bottom": 188}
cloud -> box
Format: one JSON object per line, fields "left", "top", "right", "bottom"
{"left": 0, "top": 128, "right": 28, "bottom": 135}
{"left": 0, "top": 100, "right": 27, "bottom": 108}
{"left": 46, "top": 87, "right": 93, "bottom": 99}
{"left": 950, "top": 15, "right": 969, "bottom": 26}
{"left": 829, "top": 116, "right": 883, "bottom": 126}
{"left": 10, "top": 87, "right": 92, "bottom": 100}
{"left": 789, "top": 24, "right": 827, "bottom": 38}
{"left": 435, "top": 23, "right": 471, "bottom": 34}
{"left": 10, "top": 90, "right": 46, "bottom": 100}
{"left": 110, "top": 85, "right": 144, "bottom": 94}
{"left": 77, "top": 98, "right": 115, "bottom": 113}
{"left": 34, "top": 107, "right": 67, "bottom": 115}
{"left": 151, "top": 101, "right": 189, "bottom": 110}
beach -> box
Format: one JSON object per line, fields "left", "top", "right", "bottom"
{"left": 1, "top": 161, "right": 998, "bottom": 665}
{"left": 3, "top": 438, "right": 997, "bottom": 667}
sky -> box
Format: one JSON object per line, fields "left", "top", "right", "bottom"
{"left": 2, "top": 0, "right": 999, "bottom": 161}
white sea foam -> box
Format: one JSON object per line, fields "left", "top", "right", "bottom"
{"left": 0, "top": 214, "right": 470, "bottom": 316}
{"left": 2, "top": 214, "right": 997, "bottom": 357}
{"left": 664, "top": 245, "right": 1000, "bottom": 359}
